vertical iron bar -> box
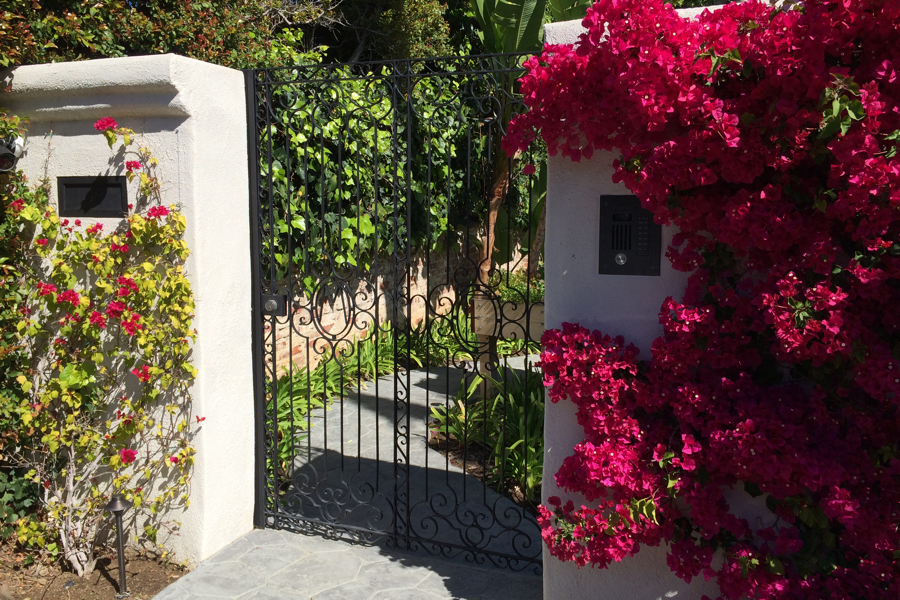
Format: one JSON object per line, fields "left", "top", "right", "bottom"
{"left": 284, "top": 81, "right": 297, "bottom": 480}
{"left": 403, "top": 63, "right": 414, "bottom": 548}
{"left": 391, "top": 62, "right": 402, "bottom": 549}
{"left": 261, "top": 73, "right": 282, "bottom": 519}
{"left": 337, "top": 87, "right": 346, "bottom": 473}
{"left": 423, "top": 75, "right": 434, "bottom": 502}
{"left": 373, "top": 73, "right": 382, "bottom": 495}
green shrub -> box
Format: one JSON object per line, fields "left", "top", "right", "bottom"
{"left": 0, "top": 112, "right": 39, "bottom": 543}
{"left": 496, "top": 268, "right": 544, "bottom": 305}
{"left": 430, "top": 365, "right": 544, "bottom": 506}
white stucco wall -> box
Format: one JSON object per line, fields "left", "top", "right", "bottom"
{"left": 3, "top": 54, "right": 255, "bottom": 566}
{"left": 541, "top": 9, "right": 730, "bottom": 600}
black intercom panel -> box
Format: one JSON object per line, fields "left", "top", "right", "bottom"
{"left": 598, "top": 194, "right": 661, "bottom": 276}
{"left": 58, "top": 176, "right": 128, "bottom": 218}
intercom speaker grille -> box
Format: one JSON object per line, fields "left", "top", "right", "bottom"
{"left": 612, "top": 224, "right": 632, "bottom": 251}
{"left": 599, "top": 195, "right": 662, "bottom": 276}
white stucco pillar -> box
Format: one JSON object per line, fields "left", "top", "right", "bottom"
{"left": 3, "top": 54, "right": 255, "bottom": 566}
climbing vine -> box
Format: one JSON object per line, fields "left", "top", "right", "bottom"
{"left": 507, "top": 0, "right": 900, "bottom": 597}
{"left": 2, "top": 118, "right": 197, "bottom": 576}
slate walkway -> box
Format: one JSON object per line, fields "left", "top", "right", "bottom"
{"left": 152, "top": 529, "right": 543, "bottom": 599}
{"left": 284, "top": 356, "right": 543, "bottom": 563}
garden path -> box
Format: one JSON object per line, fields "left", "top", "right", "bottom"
{"left": 281, "top": 355, "right": 542, "bottom": 564}
{"left": 154, "top": 357, "right": 544, "bottom": 599}
{"left": 151, "top": 528, "right": 542, "bottom": 599}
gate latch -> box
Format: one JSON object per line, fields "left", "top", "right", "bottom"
{"left": 260, "top": 294, "right": 288, "bottom": 317}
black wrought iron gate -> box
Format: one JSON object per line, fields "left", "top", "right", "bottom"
{"left": 246, "top": 54, "right": 545, "bottom": 573}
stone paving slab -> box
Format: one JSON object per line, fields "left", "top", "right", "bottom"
{"left": 153, "top": 529, "right": 542, "bottom": 600}
{"left": 281, "top": 357, "right": 543, "bottom": 563}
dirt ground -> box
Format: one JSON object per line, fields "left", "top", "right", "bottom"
{"left": 0, "top": 542, "right": 186, "bottom": 600}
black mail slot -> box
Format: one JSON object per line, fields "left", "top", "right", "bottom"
{"left": 58, "top": 176, "right": 128, "bottom": 218}
{"left": 598, "top": 194, "right": 661, "bottom": 276}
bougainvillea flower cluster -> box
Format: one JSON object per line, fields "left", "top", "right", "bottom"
{"left": 93, "top": 117, "right": 117, "bottom": 132}
{"left": 509, "top": 0, "right": 900, "bottom": 597}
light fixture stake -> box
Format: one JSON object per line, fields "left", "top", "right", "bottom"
{"left": 105, "top": 493, "right": 133, "bottom": 599}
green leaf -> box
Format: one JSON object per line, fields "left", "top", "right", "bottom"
{"left": 548, "top": 0, "right": 592, "bottom": 22}
{"left": 766, "top": 557, "right": 784, "bottom": 575}
{"left": 818, "top": 117, "right": 842, "bottom": 140}
{"left": 840, "top": 116, "right": 852, "bottom": 136}
{"left": 846, "top": 100, "right": 865, "bottom": 120}
{"left": 487, "top": 0, "right": 548, "bottom": 54}
{"left": 357, "top": 214, "right": 375, "bottom": 236}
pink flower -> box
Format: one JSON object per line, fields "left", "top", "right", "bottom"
{"left": 111, "top": 242, "right": 129, "bottom": 253}
{"left": 94, "top": 117, "right": 118, "bottom": 132}
{"left": 8, "top": 199, "right": 24, "bottom": 213}
{"left": 681, "top": 434, "right": 702, "bottom": 455}
{"left": 37, "top": 282, "right": 57, "bottom": 297}
{"left": 35, "top": 238, "right": 48, "bottom": 247}
{"left": 119, "top": 448, "right": 137, "bottom": 465}
{"left": 517, "top": 0, "right": 900, "bottom": 593}
{"left": 125, "top": 160, "right": 142, "bottom": 173}
{"left": 147, "top": 205, "right": 170, "bottom": 219}
{"left": 106, "top": 301, "right": 126, "bottom": 319}
{"left": 57, "top": 289, "right": 80, "bottom": 306}
{"left": 773, "top": 527, "right": 804, "bottom": 555}
{"left": 89, "top": 311, "right": 107, "bottom": 329}
{"left": 169, "top": 456, "right": 179, "bottom": 465}
{"left": 121, "top": 313, "right": 143, "bottom": 336}
{"left": 522, "top": 163, "right": 536, "bottom": 175}
{"left": 131, "top": 365, "right": 151, "bottom": 382}
{"left": 116, "top": 276, "right": 139, "bottom": 297}
{"left": 86, "top": 223, "right": 103, "bottom": 235}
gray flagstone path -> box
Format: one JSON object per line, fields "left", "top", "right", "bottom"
{"left": 154, "top": 356, "right": 544, "bottom": 599}
{"left": 282, "top": 356, "right": 543, "bottom": 563}
{"left": 152, "top": 528, "right": 543, "bottom": 599}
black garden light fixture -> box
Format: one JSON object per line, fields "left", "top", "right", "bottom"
{"left": 0, "top": 135, "right": 24, "bottom": 173}
{"left": 105, "top": 493, "right": 133, "bottom": 599}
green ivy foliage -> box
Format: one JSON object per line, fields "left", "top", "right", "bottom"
{"left": 263, "top": 62, "right": 521, "bottom": 283}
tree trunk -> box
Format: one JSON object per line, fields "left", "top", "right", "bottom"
{"left": 476, "top": 151, "right": 518, "bottom": 383}
{"left": 477, "top": 152, "right": 519, "bottom": 288}
{"left": 528, "top": 199, "right": 546, "bottom": 279}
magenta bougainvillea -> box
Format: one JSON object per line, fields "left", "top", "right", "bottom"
{"left": 507, "top": 0, "right": 900, "bottom": 597}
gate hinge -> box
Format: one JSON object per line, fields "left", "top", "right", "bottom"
{"left": 260, "top": 294, "right": 287, "bottom": 317}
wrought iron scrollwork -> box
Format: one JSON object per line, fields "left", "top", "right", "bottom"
{"left": 247, "top": 53, "right": 544, "bottom": 575}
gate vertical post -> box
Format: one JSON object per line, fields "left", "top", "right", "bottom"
{"left": 244, "top": 68, "right": 268, "bottom": 530}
